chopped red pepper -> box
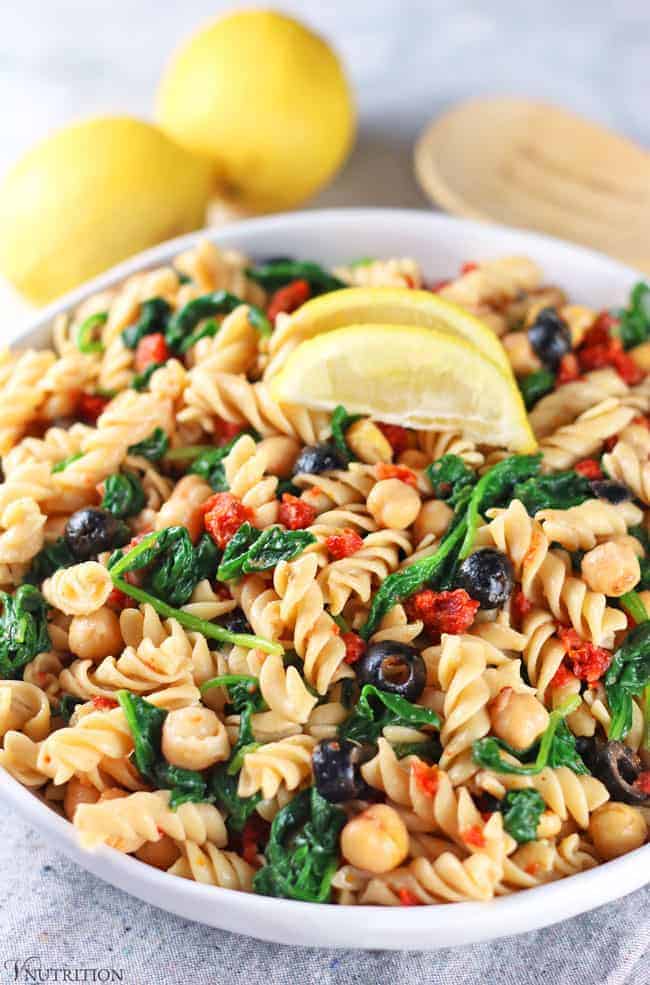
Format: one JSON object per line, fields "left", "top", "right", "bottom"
{"left": 611, "top": 349, "right": 644, "bottom": 385}
{"left": 78, "top": 392, "right": 109, "bottom": 423}
{"left": 342, "top": 632, "right": 366, "bottom": 665}
{"left": 574, "top": 458, "right": 604, "bottom": 480}
{"left": 376, "top": 422, "right": 411, "bottom": 456}
{"left": 411, "top": 761, "right": 440, "bottom": 797}
{"left": 511, "top": 586, "right": 533, "bottom": 627}
{"left": 461, "top": 825, "right": 486, "bottom": 849}
{"left": 558, "top": 627, "right": 612, "bottom": 683}
{"left": 635, "top": 771, "right": 650, "bottom": 796}
{"left": 240, "top": 814, "right": 270, "bottom": 865}
{"left": 91, "top": 696, "right": 119, "bottom": 711}
{"left": 202, "top": 492, "right": 253, "bottom": 549}
{"left": 397, "top": 889, "right": 421, "bottom": 906}
{"left": 266, "top": 279, "right": 311, "bottom": 322}
{"left": 577, "top": 318, "right": 645, "bottom": 384}
{"left": 326, "top": 529, "right": 364, "bottom": 560}
{"left": 134, "top": 332, "right": 169, "bottom": 373}
{"left": 375, "top": 463, "right": 418, "bottom": 487}
{"left": 405, "top": 588, "right": 479, "bottom": 639}
{"left": 556, "top": 353, "right": 581, "bottom": 386}
{"left": 549, "top": 662, "right": 577, "bottom": 690}
{"left": 215, "top": 418, "right": 247, "bottom": 445}
{"left": 278, "top": 493, "right": 316, "bottom": 530}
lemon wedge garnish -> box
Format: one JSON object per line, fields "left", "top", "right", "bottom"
{"left": 270, "top": 323, "right": 536, "bottom": 453}
{"left": 265, "top": 286, "right": 512, "bottom": 378}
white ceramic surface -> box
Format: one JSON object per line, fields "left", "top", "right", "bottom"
{"left": 1, "top": 208, "right": 648, "bottom": 949}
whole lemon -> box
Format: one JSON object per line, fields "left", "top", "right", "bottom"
{"left": 0, "top": 116, "right": 215, "bottom": 303}
{"left": 156, "top": 9, "right": 355, "bottom": 213}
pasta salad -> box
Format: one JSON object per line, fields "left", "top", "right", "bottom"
{"left": 0, "top": 239, "right": 648, "bottom": 906}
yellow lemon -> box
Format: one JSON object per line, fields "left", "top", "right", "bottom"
{"left": 156, "top": 9, "right": 355, "bottom": 212}
{"left": 265, "top": 286, "right": 512, "bottom": 378}
{"left": 271, "top": 323, "right": 536, "bottom": 452}
{"left": 0, "top": 116, "right": 214, "bottom": 303}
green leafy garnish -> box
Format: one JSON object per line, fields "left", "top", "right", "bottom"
{"left": 0, "top": 586, "right": 50, "bottom": 678}
{"left": 128, "top": 427, "right": 169, "bottom": 462}
{"left": 101, "top": 471, "right": 146, "bottom": 519}
{"left": 619, "top": 590, "right": 649, "bottom": 627}
{"left": 108, "top": 530, "right": 281, "bottom": 655}
{"left": 513, "top": 470, "right": 592, "bottom": 515}
{"left": 177, "top": 318, "right": 219, "bottom": 354}
{"left": 605, "top": 621, "right": 650, "bottom": 741}
{"left": 75, "top": 312, "right": 107, "bottom": 354}
{"left": 217, "top": 523, "right": 315, "bottom": 581}
{"left": 246, "top": 260, "right": 344, "bottom": 296}
{"left": 393, "top": 737, "right": 442, "bottom": 762}
{"left": 165, "top": 291, "right": 271, "bottom": 351}
{"left": 110, "top": 525, "right": 217, "bottom": 607}
{"left": 426, "top": 454, "right": 477, "bottom": 506}
{"left": 55, "top": 693, "right": 84, "bottom": 723}
{"left": 339, "top": 683, "right": 440, "bottom": 745}
{"left": 117, "top": 692, "right": 207, "bottom": 808}
{"left": 24, "top": 537, "right": 76, "bottom": 585}
{"left": 519, "top": 369, "right": 555, "bottom": 410}
{"left": 51, "top": 453, "right": 83, "bottom": 474}
{"left": 499, "top": 790, "right": 545, "bottom": 843}
{"left": 330, "top": 405, "right": 362, "bottom": 463}
{"left": 189, "top": 430, "right": 258, "bottom": 491}
{"left": 121, "top": 298, "right": 171, "bottom": 350}
{"left": 459, "top": 454, "right": 541, "bottom": 559}
{"left": 253, "top": 788, "right": 345, "bottom": 902}
{"left": 472, "top": 696, "right": 587, "bottom": 775}
{"left": 614, "top": 282, "right": 650, "bottom": 350}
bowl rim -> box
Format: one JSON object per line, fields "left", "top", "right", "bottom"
{"left": 2, "top": 206, "right": 648, "bottom": 948}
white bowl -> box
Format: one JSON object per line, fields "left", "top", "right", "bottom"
{"left": 1, "top": 208, "right": 648, "bottom": 949}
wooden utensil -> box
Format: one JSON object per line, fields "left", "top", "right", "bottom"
{"left": 414, "top": 97, "right": 650, "bottom": 275}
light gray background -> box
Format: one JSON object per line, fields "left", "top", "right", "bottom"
{"left": 1, "top": 1, "right": 649, "bottom": 982}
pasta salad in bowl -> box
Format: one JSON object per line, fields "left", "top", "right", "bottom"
{"left": 0, "top": 209, "right": 648, "bottom": 948}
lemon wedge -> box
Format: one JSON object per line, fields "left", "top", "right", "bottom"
{"left": 265, "top": 287, "right": 512, "bottom": 378}
{"left": 270, "top": 323, "right": 536, "bottom": 452}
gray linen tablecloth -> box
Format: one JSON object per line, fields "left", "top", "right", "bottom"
{"left": 1, "top": 803, "right": 647, "bottom": 985}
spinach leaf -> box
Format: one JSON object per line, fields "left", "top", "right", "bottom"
{"left": 189, "top": 430, "right": 259, "bottom": 491}
{"left": 117, "top": 691, "right": 208, "bottom": 809}
{"left": 108, "top": 531, "right": 283, "bottom": 655}
{"left": 246, "top": 260, "right": 345, "bottom": 296}
{"left": 131, "top": 362, "right": 165, "bottom": 391}
{"left": 253, "top": 788, "right": 346, "bottom": 902}
{"left": 51, "top": 452, "right": 83, "bottom": 474}
{"left": 619, "top": 590, "right": 649, "bottom": 626}
{"left": 55, "top": 694, "right": 84, "bottom": 723}
{"left": 276, "top": 478, "right": 301, "bottom": 498}
{"left": 459, "top": 454, "right": 541, "bottom": 559}
{"left": 217, "top": 524, "right": 315, "bottom": 581}
{"left": 24, "top": 537, "right": 76, "bottom": 584}
{"left": 101, "top": 471, "right": 146, "bottom": 519}
{"left": 339, "top": 683, "right": 440, "bottom": 745}
{"left": 393, "top": 736, "right": 442, "bottom": 762}
{"left": 165, "top": 291, "right": 271, "bottom": 352}
{"left": 472, "top": 696, "right": 588, "bottom": 775}
{"left": 513, "top": 470, "right": 592, "bottom": 515}
{"left": 499, "top": 790, "right": 545, "bottom": 843}
{"left": 0, "top": 586, "right": 51, "bottom": 678}
{"left": 330, "top": 405, "right": 362, "bottom": 463}
{"left": 605, "top": 621, "right": 650, "bottom": 740}
{"left": 176, "top": 318, "right": 219, "bottom": 354}
{"left": 615, "top": 282, "right": 650, "bottom": 350}
{"left": 519, "top": 369, "right": 555, "bottom": 410}
{"left": 75, "top": 311, "right": 107, "bottom": 354}
{"left": 426, "top": 454, "right": 477, "bottom": 506}
{"left": 194, "top": 533, "right": 220, "bottom": 583}
{"left": 143, "top": 527, "right": 206, "bottom": 607}
{"left": 128, "top": 427, "right": 169, "bottom": 462}
{"left": 121, "top": 298, "right": 171, "bottom": 350}
{"left": 207, "top": 767, "right": 261, "bottom": 832}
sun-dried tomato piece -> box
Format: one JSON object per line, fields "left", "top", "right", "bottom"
{"left": 549, "top": 662, "right": 576, "bottom": 690}
{"left": 134, "top": 332, "right": 169, "bottom": 373}
{"left": 611, "top": 349, "right": 645, "bottom": 385}
{"left": 375, "top": 463, "right": 418, "bottom": 487}
{"left": 461, "top": 825, "right": 486, "bottom": 849}
{"left": 326, "top": 529, "right": 364, "bottom": 560}
{"left": 91, "top": 695, "right": 119, "bottom": 711}
{"left": 405, "top": 588, "right": 479, "bottom": 639}
{"left": 214, "top": 418, "right": 247, "bottom": 445}
{"left": 635, "top": 771, "right": 650, "bottom": 796}
{"left": 266, "top": 279, "right": 311, "bottom": 322}
{"left": 556, "top": 353, "right": 581, "bottom": 386}
{"left": 398, "top": 889, "right": 421, "bottom": 906}
{"left": 342, "top": 632, "right": 366, "bottom": 665}
{"left": 202, "top": 492, "right": 253, "bottom": 548}
{"left": 411, "top": 761, "right": 440, "bottom": 797}
{"left": 278, "top": 492, "right": 316, "bottom": 530}
{"left": 574, "top": 458, "right": 604, "bottom": 480}
{"left": 240, "top": 814, "right": 270, "bottom": 865}
{"left": 558, "top": 627, "right": 612, "bottom": 683}
{"left": 376, "top": 422, "right": 411, "bottom": 456}
{"left": 460, "top": 261, "right": 478, "bottom": 275}
{"left": 78, "top": 392, "right": 109, "bottom": 423}
{"left": 632, "top": 415, "right": 650, "bottom": 430}
{"left": 428, "top": 278, "right": 451, "bottom": 293}
{"left": 510, "top": 586, "right": 533, "bottom": 627}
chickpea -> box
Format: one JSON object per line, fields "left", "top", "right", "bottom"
{"left": 413, "top": 500, "right": 454, "bottom": 543}
{"left": 589, "top": 802, "right": 647, "bottom": 861}
{"left": 345, "top": 419, "right": 393, "bottom": 465}
{"left": 581, "top": 541, "right": 640, "bottom": 597}
{"left": 257, "top": 435, "right": 300, "bottom": 477}
{"left": 341, "top": 804, "right": 409, "bottom": 874}
{"left": 63, "top": 777, "right": 100, "bottom": 820}
{"left": 489, "top": 687, "right": 550, "bottom": 751}
{"left": 136, "top": 835, "right": 180, "bottom": 870}
{"left": 367, "top": 479, "right": 421, "bottom": 529}
{"left": 68, "top": 606, "right": 123, "bottom": 662}
{"left": 155, "top": 475, "right": 212, "bottom": 541}
{"left": 161, "top": 706, "right": 230, "bottom": 771}
{"left": 502, "top": 332, "right": 541, "bottom": 376}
